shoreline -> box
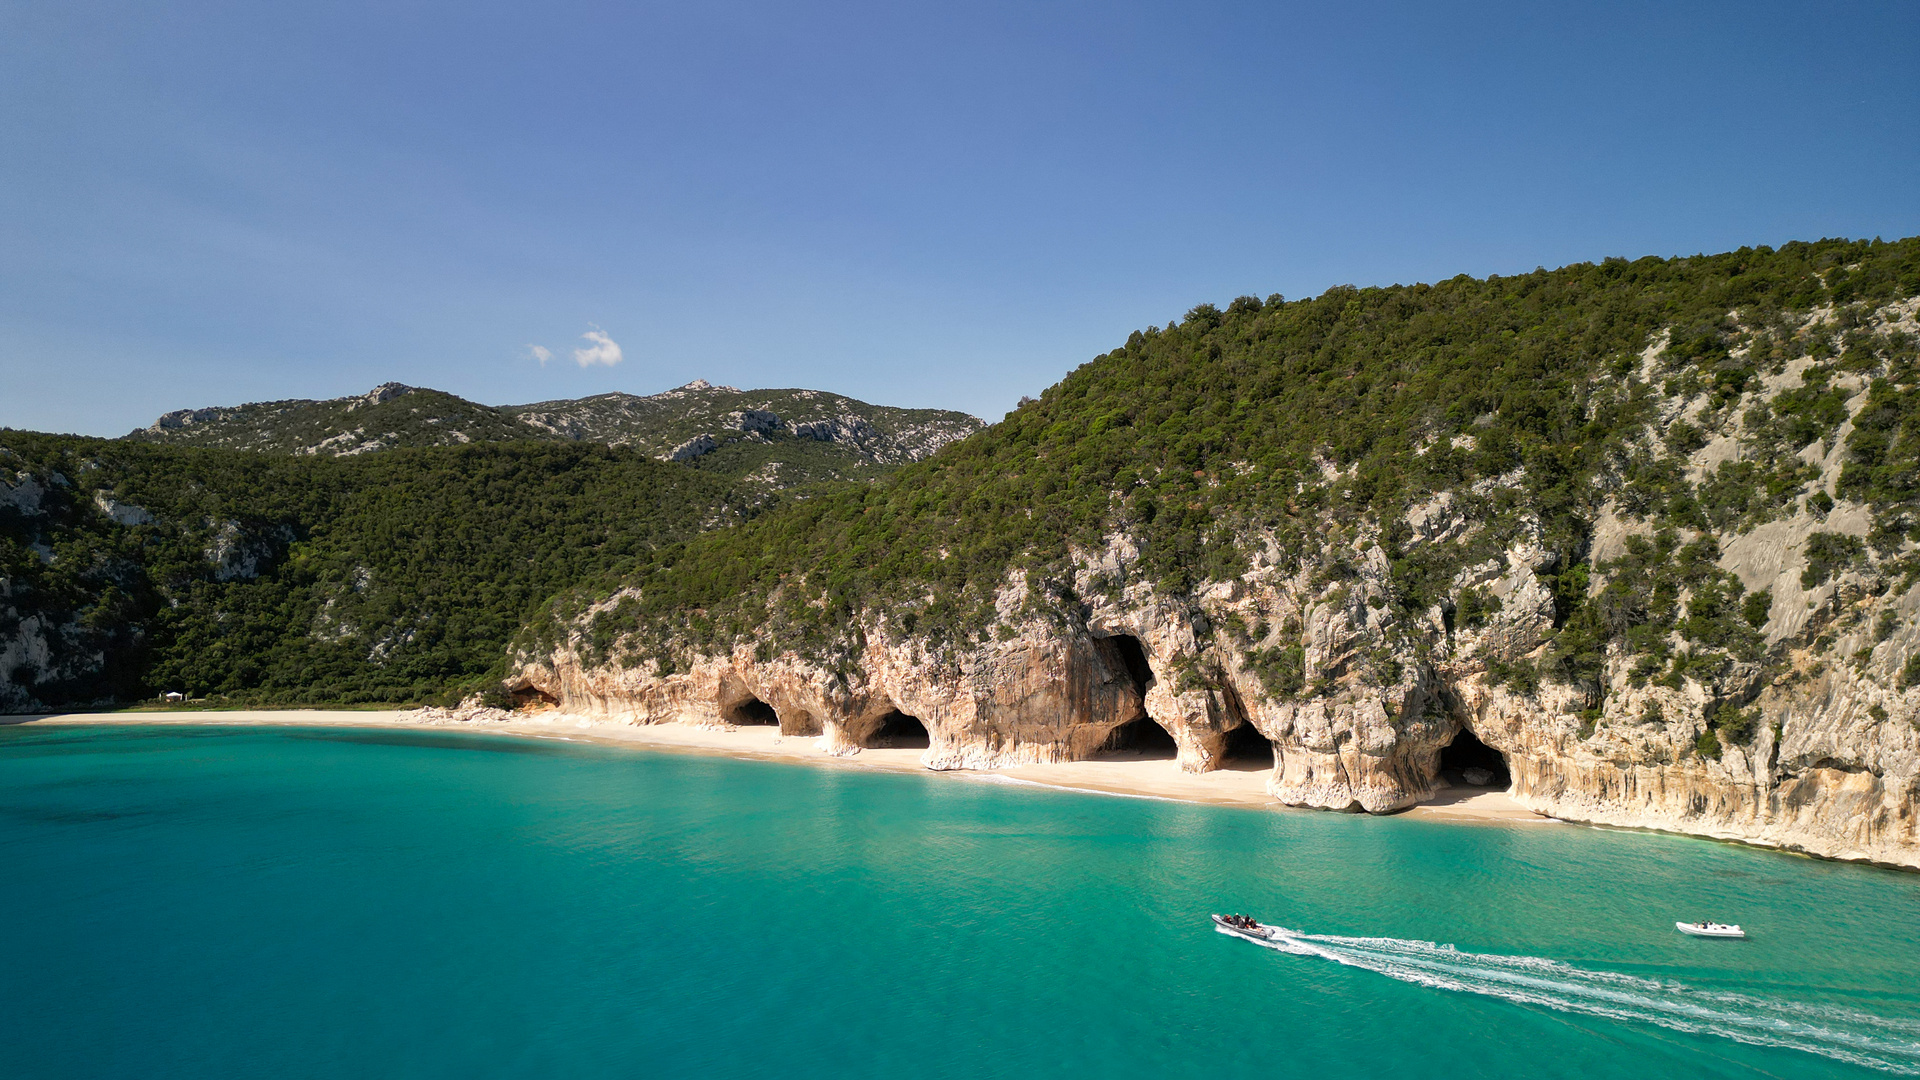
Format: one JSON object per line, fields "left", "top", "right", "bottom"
{"left": 4, "top": 707, "right": 1549, "bottom": 825}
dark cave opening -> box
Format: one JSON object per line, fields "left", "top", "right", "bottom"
{"left": 509, "top": 686, "right": 558, "bottom": 708}
{"left": 869, "top": 709, "right": 930, "bottom": 750}
{"left": 1105, "top": 634, "right": 1156, "bottom": 696}
{"left": 1438, "top": 727, "right": 1510, "bottom": 788}
{"left": 1099, "top": 715, "right": 1179, "bottom": 759}
{"left": 1220, "top": 721, "right": 1276, "bottom": 769}
{"left": 723, "top": 696, "right": 780, "bottom": 726}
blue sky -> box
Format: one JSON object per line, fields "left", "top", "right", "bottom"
{"left": 3, "top": 0, "right": 1916, "bottom": 436}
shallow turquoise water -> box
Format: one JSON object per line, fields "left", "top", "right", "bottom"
{"left": 2, "top": 724, "right": 1917, "bottom": 1079}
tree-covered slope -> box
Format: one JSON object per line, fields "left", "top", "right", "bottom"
{"left": 528, "top": 237, "right": 1920, "bottom": 663}
{"left": 0, "top": 437, "right": 754, "bottom": 710}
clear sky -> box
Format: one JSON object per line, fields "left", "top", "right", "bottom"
{"left": 3, "top": 1, "right": 1916, "bottom": 436}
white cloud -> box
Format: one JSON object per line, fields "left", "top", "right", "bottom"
{"left": 526, "top": 344, "right": 553, "bottom": 366}
{"left": 573, "top": 327, "right": 623, "bottom": 368}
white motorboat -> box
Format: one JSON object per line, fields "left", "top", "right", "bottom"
{"left": 1212, "top": 914, "right": 1276, "bottom": 942}
{"left": 1675, "top": 921, "right": 1746, "bottom": 938}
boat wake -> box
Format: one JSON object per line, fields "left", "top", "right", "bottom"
{"left": 1232, "top": 925, "right": 1920, "bottom": 1074}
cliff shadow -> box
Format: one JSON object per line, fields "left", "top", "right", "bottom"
{"left": 1085, "top": 632, "right": 1176, "bottom": 760}
{"left": 863, "top": 709, "right": 930, "bottom": 750}
{"left": 1437, "top": 726, "right": 1511, "bottom": 790}
{"left": 1100, "top": 633, "right": 1156, "bottom": 697}
{"left": 1216, "top": 720, "right": 1276, "bottom": 772}
{"left": 1093, "top": 715, "right": 1178, "bottom": 761}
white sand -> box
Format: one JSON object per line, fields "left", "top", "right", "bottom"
{"left": 9, "top": 709, "right": 1549, "bottom": 824}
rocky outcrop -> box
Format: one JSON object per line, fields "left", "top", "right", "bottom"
{"left": 515, "top": 613, "right": 1150, "bottom": 767}
{"left": 399, "top": 696, "right": 515, "bottom": 725}
{"left": 666, "top": 434, "right": 720, "bottom": 462}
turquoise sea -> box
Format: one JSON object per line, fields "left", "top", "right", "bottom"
{"left": 2, "top": 724, "right": 1918, "bottom": 1079}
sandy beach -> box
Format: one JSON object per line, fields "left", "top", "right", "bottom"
{"left": 7, "top": 708, "right": 1550, "bottom": 825}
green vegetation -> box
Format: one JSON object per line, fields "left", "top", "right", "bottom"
{"left": 1695, "top": 728, "right": 1723, "bottom": 758}
{"left": 1587, "top": 530, "right": 1762, "bottom": 700}
{"left": 1901, "top": 654, "right": 1920, "bottom": 691}
{"left": 1802, "top": 532, "right": 1866, "bottom": 588}
{"left": 1, "top": 435, "right": 752, "bottom": 709}
{"left": 1840, "top": 378, "right": 1920, "bottom": 551}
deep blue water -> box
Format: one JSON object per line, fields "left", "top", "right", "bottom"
{"left": 2, "top": 724, "right": 1917, "bottom": 1079}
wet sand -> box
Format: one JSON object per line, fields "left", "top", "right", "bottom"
{"left": 8, "top": 708, "right": 1550, "bottom": 824}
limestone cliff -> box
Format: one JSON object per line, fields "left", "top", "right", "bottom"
{"left": 509, "top": 249, "right": 1920, "bottom": 871}
{"left": 510, "top": 505, "right": 1918, "bottom": 869}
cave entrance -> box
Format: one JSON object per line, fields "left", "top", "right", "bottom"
{"left": 869, "top": 709, "right": 929, "bottom": 750}
{"left": 1439, "top": 727, "right": 1510, "bottom": 789}
{"left": 1103, "top": 634, "right": 1155, "bottom": 697}
{"left": 1219, "top": 721, "right": 1275, "bottom": 771}
{"left": 1097, "top": 715, "right": 1178, "bottom": 760}
{"left": 509, "top": 686, "right": 558, "bottom": 709}
{"left": 723, "top": 695, "right": 780, "bottom": 727}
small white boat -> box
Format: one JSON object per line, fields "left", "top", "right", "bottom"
{"left": 1212, "top": 914, "right": 1276, "bottom": 942}
{"left": 1676, "top": 921, "right": 1746, "bottom": 938}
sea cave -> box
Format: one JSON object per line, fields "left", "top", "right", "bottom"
{"left": 723, "top": 695, "right": 780, "bottom": 726}
{"left": 867, "top": 709, "right": 930, "bottom": 750}
{"left": 1438, "top": 727, "right": 1511, "bottom": 789}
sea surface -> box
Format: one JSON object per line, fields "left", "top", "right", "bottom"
{"left": 2, "top": 724, "right": 1918, "bottom": 1080}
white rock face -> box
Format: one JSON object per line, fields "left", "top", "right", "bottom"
{"left": 666, "top": 434, "right": 719, "bottom": 462}
{"left": 2, "top": 473, "right": 47, "bottom": 515}
{"left": 91, "top": 492, "right": 153, "bottom": 527}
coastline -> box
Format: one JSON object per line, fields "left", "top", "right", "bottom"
{"left": 4, "top": 707, "right": 1548, "bottom": 825}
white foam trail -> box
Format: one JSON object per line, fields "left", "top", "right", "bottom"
{"left": 1227, "top": 925, "right": 1920, "bottom": 1074}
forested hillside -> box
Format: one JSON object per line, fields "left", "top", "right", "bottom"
{"left": 7, "top": 371, "right": 985, "bottom": 711}
{"left": 527, "top": 237, "right": 1920, "bottom": 662}
{"left": 1, "top": 437, "right": 751, "bottom": 710}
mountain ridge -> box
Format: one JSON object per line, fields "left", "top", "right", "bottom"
{"left": 127, "top": 379, "right": 986, "bottom": 485}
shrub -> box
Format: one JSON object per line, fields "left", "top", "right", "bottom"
{"left": 1694, "top": 728, "right": 1723, "bottom": 758}
{"left": 1251, "top": 645, "right": 1305, "bottom": 698}
{"left": 1712, "top": 701, "right": 1758, "bottom": 744}
{"left": 1486, "top": 657, "right": 1540, "bottom": 696}
{"left": 1801, "top": 532, "right": 1864, "bottom": 588}
{"left": 1665, "top": 421, "right": 1708, "bottom": 455}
